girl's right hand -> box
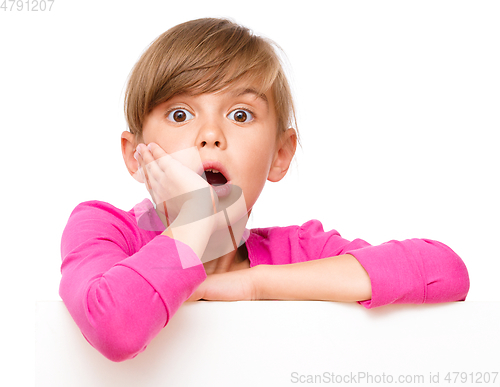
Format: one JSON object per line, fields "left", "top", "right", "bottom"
{"left": 134, "top": 142, "right": 218, "bottom": 227}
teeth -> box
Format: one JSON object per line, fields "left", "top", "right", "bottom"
{"left": 205, "top": 169, "right": 221, "bottom": 173}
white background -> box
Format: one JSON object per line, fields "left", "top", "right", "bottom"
{"left": 1, "top": 0, "right": 499, "bottom": 385}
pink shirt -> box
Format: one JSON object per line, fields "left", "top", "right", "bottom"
{"left": 59, "top": 199, "right": 470, "bottom": 362}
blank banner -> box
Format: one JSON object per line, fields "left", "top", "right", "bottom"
{"left": 36, "top": 301, "right": 500, "bottom": 387}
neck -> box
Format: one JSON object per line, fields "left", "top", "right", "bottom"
{"left": 203, "top": 243, "right": 247, "bottom": 274}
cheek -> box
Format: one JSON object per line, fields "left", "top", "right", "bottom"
{"left": 240, "top": 144, "right": 269, "bottom": 171}
{"left": 146, "top": 133, "right": 186, "bottom": 154}
{"left": 243, "top": 133, "right": 275, "bottom": 157}
{"left": 240, "top": 149, "right": 273, "bottom": 188}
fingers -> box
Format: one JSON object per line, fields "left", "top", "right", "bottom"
{"left": 134, "top": 142, "right": 216, "bottom": 217}
{"left": 146, "top": 142, "right": 165, "bottom": 158}
{"left": 135, "top": 143, "right": 157, "bottom": 166}
{"left": 134, "top": 145, "right": 155, "bottom": 200}
{"left": 137, "top": 143, "right": 170, "bottom": 181}
{"left": 136, "top": 143, "right": 172, "bottom": 203}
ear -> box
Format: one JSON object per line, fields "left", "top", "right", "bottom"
{"left": 121, "top": 131, "right": 140, "bottom": 177}
{"left": 267, "top": 128, "right": 297, "bottom": 182}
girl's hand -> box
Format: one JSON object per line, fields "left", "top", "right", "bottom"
{"left": 186, "top": 268, "right": 259, "bottom": 302}
{"left": 134, "top": 142, "right": 218, "bottom": 226}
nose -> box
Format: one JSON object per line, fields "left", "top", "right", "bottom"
{"left": 196, "top": 116, "right": 227, "bottom": 150}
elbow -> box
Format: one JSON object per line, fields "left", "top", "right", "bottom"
{"left": 422, "top": 239, "right": 470, "bottom": 303}
{"left": 79, "top": 303, "right": 154, "bottom": 362}
{"left": 83, "top": 303, "right": 159, "bottom": 362}
{"left": 60, "top": 298, "right": 144, "bottom": 362}
{"left": 92, "top": 331, "right": 148, "bottom": 362}
{"left": 59, "top": 255, "right": 174, "bottom": 361}
{"left": 65, "top": 276, "right": 167, "bottom": 362}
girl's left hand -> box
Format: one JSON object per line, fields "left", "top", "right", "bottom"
{"left": 187, "top": 268, "right": 259, "bottom": 302}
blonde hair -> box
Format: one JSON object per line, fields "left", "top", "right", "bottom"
{"left": 124, "top": 17, "right": 300, "bottom": 148}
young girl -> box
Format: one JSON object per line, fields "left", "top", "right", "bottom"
{"left": 59, "top": 17, "right": 470, "bottom": 362}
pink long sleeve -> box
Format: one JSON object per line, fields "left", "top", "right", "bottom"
{"left": 59, "top": 201, "right": 206, "bottom": 362}
{"left": 246, "top": 220, "right": 470, "bottom": 308}
{"left": 346, "top": 238, "right": 470, "bottom": 308}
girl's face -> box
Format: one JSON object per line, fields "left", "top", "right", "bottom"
{"left": 134, "top": 80, "right": 296, "bottom": 214}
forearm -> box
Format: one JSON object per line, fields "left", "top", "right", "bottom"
{"left": 60, "top": 234, "right": 207, "bottom": 361}
{"left": 161, "top": 199, "right": 216, "bottom": 260}
{"left": 254, "top": 254, "right": 372, "bottom": 302}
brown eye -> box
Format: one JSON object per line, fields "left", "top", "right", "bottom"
{"left": 234, "top": 111, "right": 247, "bottom": 122}
{"left": 228, "top": 109, "right": 253, "bottom": 123}
{"left": 174, "top": 111, "right": 186, "bottom": 122}
{"left": 167, "top": 109, "right": 193, "bottom": 123}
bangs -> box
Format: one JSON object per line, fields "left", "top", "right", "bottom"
{"left": 125, "top": 18, "right": 298, "bottom": 147}
{"left": 150, "top": 29, "right": 280, "bottom": 107}
{"left": 178, "top": 61, "right": 278, "bottom": 99}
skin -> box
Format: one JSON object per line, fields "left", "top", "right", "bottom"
{"left": 122, "top": 80, "right": 371, "bottom": 303}
{"left": 121, "top": 79, "right": 297, "bottom": 275}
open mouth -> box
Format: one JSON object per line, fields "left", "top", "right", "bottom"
{"left": 203, "top": 168, "right": 232, "bottom": 198}
{"left": 204, "top": 169, "right": 228, "bottom": 186}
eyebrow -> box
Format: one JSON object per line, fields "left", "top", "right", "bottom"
{"left": 231, "top": 87, "right": 269, "bottom": 111}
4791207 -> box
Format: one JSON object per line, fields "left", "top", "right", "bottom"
{"left": 1, "top": 0, "right": 55, "bottom": 12}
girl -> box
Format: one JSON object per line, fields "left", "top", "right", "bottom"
{"left": 59, "top": 17, "right": 470, "bottom": 362}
